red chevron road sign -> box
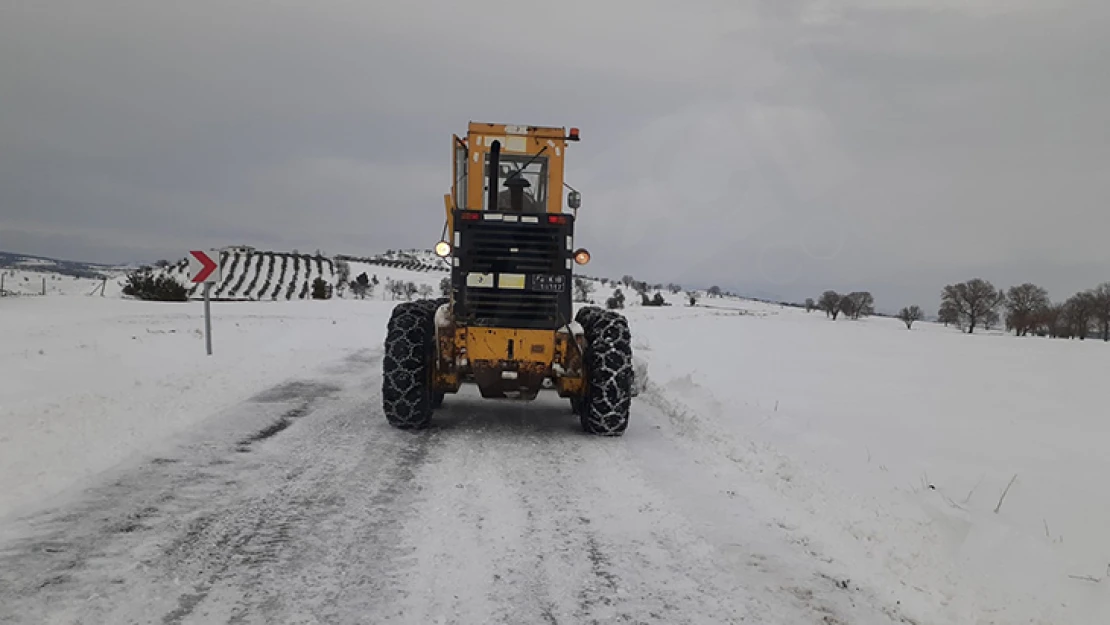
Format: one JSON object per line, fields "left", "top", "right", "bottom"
{"left": 188, "top": 250, "right": 220, "bottom": 283}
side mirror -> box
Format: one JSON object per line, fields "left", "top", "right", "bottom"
{"left": 567, "top": 190, "right": 581, "bottom": 209}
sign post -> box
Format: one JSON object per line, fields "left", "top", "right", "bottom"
{"left": 188, "top": 250, "right": 221, "bottom": 355}
{"left": 203, "top": 282, "right": 213, "bottom": 355}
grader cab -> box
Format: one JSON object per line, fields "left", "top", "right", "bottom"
{"left": 381, "top": 122, "right": 634, "bottom": 435}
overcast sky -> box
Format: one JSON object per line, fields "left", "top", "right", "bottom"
{"left": 2, "top": 0, "right": 1108, "bottom": 311}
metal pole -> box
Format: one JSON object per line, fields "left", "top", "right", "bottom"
{"left": 42, "top": 277, "right": 46, "bottom": 295}
{"left": 204, "top": 282, "right": 213, "bottom": 356}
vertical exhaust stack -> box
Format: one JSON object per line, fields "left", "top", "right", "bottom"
{"left": 487, "top": 140, "right": 501, "bottom": 211}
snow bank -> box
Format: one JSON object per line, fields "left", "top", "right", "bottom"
{"left": 626, "top": 303, "right": 1110, "bottom": 624}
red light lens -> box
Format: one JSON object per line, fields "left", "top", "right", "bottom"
{"left": 461, "top": 212, "right": 480, "bottom": 221}
{"left": 547, "top": 215, "right": 567, "bottom": 224}
{"left": 569, "top": 127, "right": 580, "bottom": 138}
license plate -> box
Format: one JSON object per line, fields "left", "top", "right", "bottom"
{"left": 530, "top": 275, "right": 566, "bottom": 292}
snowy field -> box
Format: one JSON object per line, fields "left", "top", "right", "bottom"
{"left": 1, "top": 297, "right": 388, "bottom": 520}
{"left": 2, "top": 277, "right": 1108, "bottom": 623}
{"left": 633, "top": 301, "right": 1110, "bottom": 623}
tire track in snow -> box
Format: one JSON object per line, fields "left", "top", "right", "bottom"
{"left": 0, "top": 349, "right": 438, "bottom": 625}
{"left": 375, "top": 394, "right": 767, "bottom": 624}
{"left": 1, "top": 348, "right": 917, "bottom": 625}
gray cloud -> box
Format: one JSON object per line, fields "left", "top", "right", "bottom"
{"left": 2, "top": 0, "right": 1108, "bottom": 311}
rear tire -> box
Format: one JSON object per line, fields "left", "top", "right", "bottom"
{"left": 576, "top": 307, "right": 633, "bottom": 436}
{"left": 382, "top": 301, "right": 438, "bottom": 430}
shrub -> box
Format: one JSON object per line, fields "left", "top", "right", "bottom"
{"left": 121, "top": 270, "right": 188, "bottom": 302}
{"left": 607, "top": 288, "right": 625, "bottom": 310}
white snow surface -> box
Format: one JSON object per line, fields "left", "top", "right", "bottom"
{"left": 2, "top": 269, "right": 1108, "bottom": 623}
{"left": 0, "top": 297, "right": 386, "bottom": 522}
{"left": 0, "top": 266, "right": 121, "bottom": 297}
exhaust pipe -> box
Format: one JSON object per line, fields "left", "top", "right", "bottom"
{"left": 487, "top": 140, "right": 500, "bottom": 210}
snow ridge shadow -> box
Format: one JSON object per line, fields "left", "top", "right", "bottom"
{"left": 235, "top": 380, "right": 342, "bottom": 452}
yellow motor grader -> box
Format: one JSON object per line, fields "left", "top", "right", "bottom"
{"left": 381, "top": 122, "right": 633, "bottom": 435}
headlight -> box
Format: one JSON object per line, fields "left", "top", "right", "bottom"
{"left": 434, "top": 241, "right": 452, "bottom": 257}
{"left": 573, "top": 248, "right": 591, "bottom": 265}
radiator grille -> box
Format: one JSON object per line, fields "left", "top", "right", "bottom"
{"left": 463, "top": 222, "right": 563, "bottom": 274}
{"left": 463, "top": 290, "right": 562, "bottom": 325}
{"left": 454, "top": 212, "right": 573, "bottom": 329}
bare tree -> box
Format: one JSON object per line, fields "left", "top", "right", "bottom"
{"left": 707, "top": 285, "right": 722, "bottom": 298}
{"left": 686, "top": 291, "right": 700, "bottom": 306}
{"left": 386, "top": 279, "right": 409, "bottom": 301}
{"left": 843, "top": 292, "right": 875, "bottom": 320}
{"left": 439, "top": 276, "right": 452, "bottom": 297}
{"left": 1004, "top": 283, "right": 1050, "bottom": 336}
{"left": 1034, "top": 302, "right": 1064, "bottom": 338}
{"left": 898, "top": 305, "right": 923, "bottom": 329}
{"left": 574, "top": 278, "right": 595, "bottom": 303}
{"left": 982, "top": 308, "right": 1001, "bottom": 331}
{"left": 804, "top": 298, "right": 815, "bottom": 313}
{"left": 938, "top": 300, "right": 960, "bottom": 327}
{"left": 668, "top": 283, "right": 682, "bottom": 294}
{"left": 1090, "top": 283, "right": 1110, "bottom": 341}
{"left": 417, "top": 284, "right": 434, "bottom": 299}
{"left": 1062, "top": 291, "right": 1097, "bottom": 339}
{"left": 838, "top": 293, "right": 855, "bottom": 319}
{"left": 940, "top": 278, "right": 1004, "bottom": 334}
{"left": 350, "top": 272, "right": 372, "bottom": 299}
{"left": 818, "top": 290, "right": 842, "bottom": 319}
{"left": 335, "top": 260, "right": 351, "bottom": 297}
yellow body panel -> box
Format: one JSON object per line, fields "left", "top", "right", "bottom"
{"left": 432, "top": 322, "right": 585, "bottom": 399}
{"left": 462, "top": 121, "right": 572, "bottom": 215}
{"left": 463, "top": 327, "right": 553, "bottom": 363}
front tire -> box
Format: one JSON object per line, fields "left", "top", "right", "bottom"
{"left": 575, "top": 307, "right": 633, "bottom": 436}
{"left": 382, "top": 301, "right": 438, "bottom": 429}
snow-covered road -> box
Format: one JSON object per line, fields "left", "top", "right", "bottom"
{"left": 0, "top": 346, "right": 912, "bottom": 625}
{"left": 5, "top": 293, "right": 1107, "bottom": 623}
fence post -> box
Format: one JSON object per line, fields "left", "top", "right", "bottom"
{"left": 42, "top": 277, "right": 46, "bottom": 296}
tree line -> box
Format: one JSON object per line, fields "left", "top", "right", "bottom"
{"left": 802, "top": 278, "right": 1110, "bottom": 339}
{"left": 805, "top": 291, "right": 876, "bottom": 321}
{"left": 938, "top": 278, "right": 1110, "bottom": 339}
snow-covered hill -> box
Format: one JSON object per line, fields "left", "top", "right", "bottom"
{"left": 0, "top": 251, "right": 120, "bottom": 297}
{"left": 2, "top": 247, "right": 755, "bottom": 311}
{"left": 0, "top": 248, "right": 454, "bottom": 302}
{"left": 152, "top": 248, "right": 452, "bottom": 301}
